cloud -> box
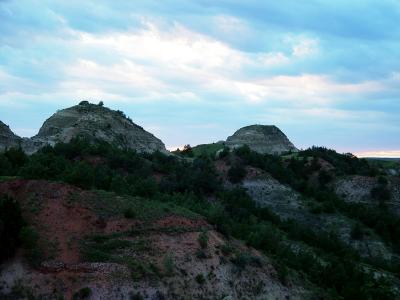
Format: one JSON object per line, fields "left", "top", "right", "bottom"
{"left": 0, "top": 0, "right": 399, "bottom": 152}
{"left": 355, "top": 150, "right": 400, "bottom": 158}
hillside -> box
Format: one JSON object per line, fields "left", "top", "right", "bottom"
{"left": 226, "top": 125, "right": 297, "bottom": 155}
{"left": 0, "top": 102, "right": 166, "bottom": 154}
{"left": 0, "top": 121, "right": 22, "bottom": 152}
{"left": 0, "top": 108, "right": 399, "bottom": 299}
{"left": 0, "top": 180, "right": 308, "bottom": 299}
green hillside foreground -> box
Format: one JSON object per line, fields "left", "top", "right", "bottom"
{"left": 1, "top": 139, "right": 399, "bottom": 299}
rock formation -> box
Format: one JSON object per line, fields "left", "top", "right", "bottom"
{"left": 0, "top": 121, "right": 22, "bottom": 152}
{"left": 0, "top": 102, "right": 166, "bottom": 154}
{"left": 226, "top": 125, "right": 297, "bottom": 155}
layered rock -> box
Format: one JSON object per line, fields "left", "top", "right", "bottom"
{"left": 0, "top": 121, "right": 22, "bottom": 152}
{"left": 1, "top": 102, "right": 167, "bottom": 154}
{"left": 226, "top": 125, "right": 297, "bottom": 155}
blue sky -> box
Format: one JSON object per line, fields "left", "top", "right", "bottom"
{"left": 1, "top": 0, "right": 399, "bottom": 156}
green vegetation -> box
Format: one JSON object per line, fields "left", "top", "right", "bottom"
{"left": 195, "top": 273, "right": 206, "bottom": 285}
{"left": 163, "top": 253, "right": 175, "bottom": 276}
{"left": 198, "top": 231, "right": 209, "bottom": 249}
{"left": 191, "top": 142, "right": 225, "bottom": 157}
{"left": 227, "top": 163, "right": 247, "bottom": 183}
{"left": 73, "top": 287, "right": 92, "bottom": 300}
{"left": 124, "top": 207, "right": 136, "bottom": 219}
{"left": 0, "top": 140, "right": 398, "bottom": 298}
{"left": 81, "top": 233, "right": 157, "bottom": 280}
{"left": 0, "top": 195, "right": 23, "bottom": 262}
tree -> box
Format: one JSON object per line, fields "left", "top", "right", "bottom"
{"left": 181, "top": 144, "right": 194, "bottom": 157}
{"left": 98, "top": 101, "right": 104, "bottom": 107}
{"left": 0, "top": 195, "right": 23, "bottom": 262}
{"left": 228, "top": 163, "right": 247, "bottom": 183}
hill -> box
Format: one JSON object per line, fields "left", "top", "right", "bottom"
{"left": 0, "top": 107, "right": 399, "bottom": 299}
{"left": 0, "top": 101, "right": 166, "bottom": 154}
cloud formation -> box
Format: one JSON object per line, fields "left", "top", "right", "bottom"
{"left": 0, "top": 0, "right": 399, "bottom": 155}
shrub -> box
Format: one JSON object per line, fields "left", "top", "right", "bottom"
{"left": 0, "top": 195, "right": 23, "bottom": 261}
{"left": 198, "top": 231, "right": 209, "bottom": 249}
{"left": 217, "top": 147, "right": 230, "bottom": 159}
{"left": 228, "top": 163, "right": 247, "bottom": 183}
{"left": 163, "top": 253, "right": 174, "bottom": 276}
{"left": 377, "top": 176, "right": 388, "bottom": 185}
{"left": 231, "top": 253, "right": 262, "bottom": 270}
{"left": 73, "top": 287, "right": 92, "bottom": 299}
{"left": 220, "top": 243, "right": 234, "bottom": 256}
{"left": 19, "top": 225, "right": 42, "bottom": 266}
{"left": 19, "top": 226, "right": 39, "bottom": 249}
{"left": 4, "top": 147, "right": 27, "bottom": 170}
{"left": 181, "top": 144, "right": 194, "bottom": 157}
{"left": 124, "top": 208, "right": 136, "bottom": 219}
{"left": 195, "top": 273, "right": 206, "bottom": 284}
{"left": 371, "top": 186, "right": 391, "bottom": 205}
{"left": 0, "top": 155, "right": 12, "bottom": 175}
{"left": 130, "top": 292, "right": 144, "bottom": 300}
{"left": 350, "top": 223, "right": 364, "bottom": 240}
{"left": 196, "top": 249, "right": 207, "bottom": 259}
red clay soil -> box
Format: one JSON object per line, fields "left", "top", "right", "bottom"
{"left": 0, "top": 180, "right": 99, "bottom": 264}
{"left": 244, "top": 166, "right": 265, "bottom": 179}
{"left": 103, "top": 218, "right": 139, "bottom": 234}
{"left": 0, "top": 180, "right": 137, "bottom": 264}
{"left": 0, "top": 179, "right": 209, "bottom": 266}
{"left": 215, "top": 159, "right": 265, "bottom": 181}
{"left": 0, "top": 179, "right": 230, "bottom": 299}
{"left": 214, "top": 160, "right": 230, "bottom": 174}
{"left": 154, "top": 215, "right": 209, "bottom": 230}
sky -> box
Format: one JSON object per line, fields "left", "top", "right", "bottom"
{"left": 0, "top": 0, "right": 399, "bottom": 157}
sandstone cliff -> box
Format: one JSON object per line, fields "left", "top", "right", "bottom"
{"left": 226, "top": 125, "right": 297, "bottom": 155}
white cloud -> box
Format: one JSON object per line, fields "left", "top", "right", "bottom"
{"left": 77, "top": 22, "right": 248, "bottom": 71}
{"left": 66, "top": 21, "right": 382, "bottom": 106}
{"left": 259, "top": 52, "right": 290, "bottom": 66}
{"left": 355, "top": 150, "right": 400, "bottom": 158}
{"left": 213, "top": 15, "right": 249, "bottom": 35}
{"left": 292, "top": 38, "right": 319, "bottom": 57}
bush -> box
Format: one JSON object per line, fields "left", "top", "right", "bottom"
{"left": 73, "top": 287, "right": 92, "bottom": 299}
{"left": 163, "top": 253, "right": 174, "bottom": 276}
{"left": 228, "top": 163, "right": 247, "bottom": 183}
{"left": 0, "top": 155, "right": 12, "bottom": 175}
{"left": 124, "top": 208, "right": 136, "bottom": 219}
{"left": 19, "top": 226, "right": 39, "bottom": 249}
{"left": 130, "top": 292, "right": 144, "bottom": 300}
{"left": 19, "top": 226, "right": 42, "bottom": 266}
{"left": 220, "top": 243, "right": 234, "bottom": 256}
{"left": 350, "top": 223, "right": 364, "bottom": 240}
{"left": 371, "top": 186, "right": 391, "bottom": 206}
{"left": 198, "top": 231, "right": 209, "bottom": 249}
{"left": 4, "top": 147, "right": 27, "bottom": 170}
{"left": 196, "top": 249, "right": 207, "bottom": 259}
{"left": 0, "top": 195, "right": 23, "bottom": 261}
{"left": 195, "top": 273, "right": 206, "bottom": 284}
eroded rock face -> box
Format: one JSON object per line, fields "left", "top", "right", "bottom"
{"left": 226, "top": 125, "right": 297, "bottom": 155}
{"left": 1, "top": 102, "right": 167, "bottom": 154}
{"left": 0, "top": 121, "right": 22, "bottom": 152}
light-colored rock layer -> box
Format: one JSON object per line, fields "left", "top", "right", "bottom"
{"left": 226, "top": 125, "right": 297, "bottom": 155}
{"left": 0, "top": 103, "right": 167, "bottom": 154}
